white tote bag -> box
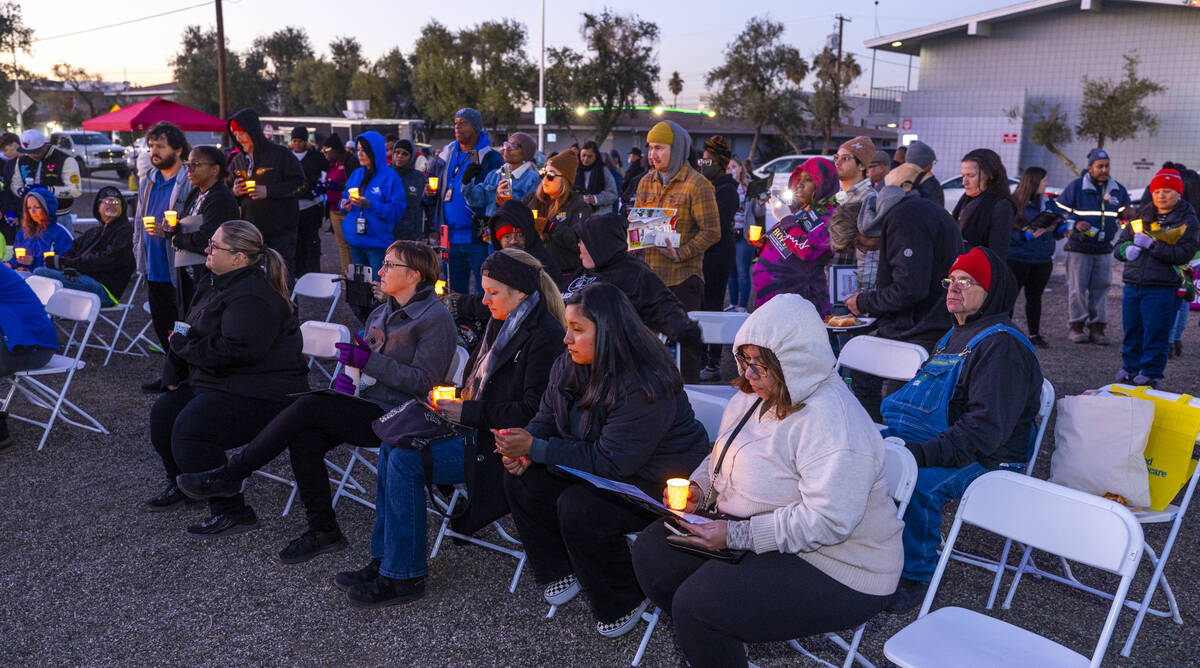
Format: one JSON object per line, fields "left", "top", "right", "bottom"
{"left": 1049, "top": 394, "right": 1153, "bottom": 507}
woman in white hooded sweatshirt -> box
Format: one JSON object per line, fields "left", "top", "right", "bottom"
{"left": 631, "top": 293, "right": 903, "bottom": 668}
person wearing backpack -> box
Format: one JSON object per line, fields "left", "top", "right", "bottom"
{"left": 879, "top": 247, "right": 1044, "bottom": 613}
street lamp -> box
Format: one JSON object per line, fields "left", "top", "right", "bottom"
{"left": 575, "top": 106, "right": 587, "bottom": 116}
{"left": 653, "top": 106, "right": 665, "bottom": 116}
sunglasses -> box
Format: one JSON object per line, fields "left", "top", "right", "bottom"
{"left": 541, "top": 171, "right": 562, "bottom": 181}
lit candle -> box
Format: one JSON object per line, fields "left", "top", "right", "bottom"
{"left": 14, "top": 247, "right": 25, "bottom": 258}
{"left": 244, "top": 180, "right": 256, "bottom": 194}
{"left": 435, "top": 279, "right": 446, "bottom": 296}
{"left": 347, "top": 187, "right": 359, "bottom": 200}
{"left": 43, "top": 251, "right": 55, "bottom": 259}
{"left": 142, "top": 216, "right": 157, "bottom": 233}
{"left": 666, "top": 478, "right": 690, "bottom": 510}
{"left": 428, "top": 176, "right": 439, "bottom": 191}
{"left": 432, "top": 386, "right": 457, "bottom": 402}
{"left": 531, "top": 209, "right": 539, "bottom": 219}
{"left": 164, "top": 210, "right": 178, "bottom": 228}
{"left": 748, "top": 224, "right": 763, "bottom": 242}
{"left": 1130, "top": 219, "right": 1143, "bottom": 234}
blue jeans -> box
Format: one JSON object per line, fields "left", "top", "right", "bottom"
{"left": 348, "top": 246, "right": 388, "bottom": 281}
{"left": 726, "top": 238, "right": 755, "bottom": 308}
{"left": 902, "top": 462, "right": 988, "bottom": 582}
{"left": 1169, "top": 298, "right": 1189, "bottom": 343}
{"left": 448, "top": 241, "right": 490, "bottom": 294}
{"left": 32, "top": 267, "right": 116, "bottom": 306}
{"left": 1121, "top": 284, "right": 1177, "bottom": 380}
{"left": 370, "top": 438, "right": 466, "bottom": 579}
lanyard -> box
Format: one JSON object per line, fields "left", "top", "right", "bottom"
{"left": 700, "top": 397, "right": 762, "bottom": 513}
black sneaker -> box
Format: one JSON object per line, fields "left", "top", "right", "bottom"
{"left": 176, "top": 466, "right": 243, "bottom": 499}
{"left": 187, "top": 509, "right": 260, "bottom": 539}
{"left": 1029, "top": 334, "right": 1048, "bottom": 348}
{"left": 141, "top": 378, "right": 167, "bottom": 394}
{"left": 335, "top": 558, "right": 381, "bottom": 592}
{"left": 0, "top": 410, "right": 12, "bottom": 454}
{"left": 345, "top": 573, "right": 426, "bottom": 608}
{"left": 145, "top": 484, "right": 198, "bottom": 512}
{"left": 278, "top": 528, "right": 348, "bottom": 564}
{"left": 885, "top": 577, "right": 930, "bottom": 614}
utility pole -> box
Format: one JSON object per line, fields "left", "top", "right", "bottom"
{"left": 215, "top": 0, "right": 229, "bottom": 142}
{"left": 834, "top": 14, "right": 851, "bottom": 131}
{"left": 10, "top": 46, "right": 21, "bottom": 134}
{"left": 538, "top": 0, "right": 545, "bottom": 152}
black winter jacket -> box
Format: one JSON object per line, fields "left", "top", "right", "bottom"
{"left": 392, "top": 165, "right": 429, "bottom": 240}
{"left": 165, "top": 266, "right": 308, "bottom": 399}
{"left": 488, "top": 199, "right": 561, "bottom": 278}
{"left": 953, "top": 191, "right": 1014, "bottom": 257}
{"left": 1114, "top": 200, "right": 1200, "bottom": 288}
{"left": 226, "top": 109, "right": 306, "bottom": 241}
{"left": 907, "top": 248, "right": 1043, "bottom": 470}
{"left": 857, "top": 192, "right": 963, "bottom": 349}
{"left": 561, "top": 213, "right": 701, "bottom": 346}
{"left": 525, "top": 190, "right": 593, "bottom": 276}
{"left": 526, "top": 353, "right": 709, "bottom": 495}
{"left": 171, "top": 182, "right": 240, "bottom": 256}
{"left": 709, "top": 172, "right": 740, "bottom": 245}
{"left": 62, "top": 187, "right": 135, "bottom": 298}
{"left": 914, "top": 172, "right": 944, "bottom": 208}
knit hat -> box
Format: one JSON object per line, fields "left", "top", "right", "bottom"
{"left": 905, "top": 141, "right": 936, "bottom": 168}
{"left": 647, "top": 121, "right": 674, "bottom": 145}
{"left": 455, "top": 108, "right": 483, "bottom": 134}
{"left": 323, "top": 133, "right": 344, "bottom": 150}
{"left": 838, "top": 136, "right": 876, "bottom": 169}
{"left": 1149, "top": 168, "right": 1184, "bottom": 195}
{"left": 1086, "top": 148, "right": 1109, "bottom": 166}
{"left": 789, "top": 157, "right": 840, "bottom": 202}
{"left": 548, "top": 150, "right": 579, "bottom": 189}
{"left": 481, "top": 250, "right": 541, "bottom": 296}
{"left": 949, "top": 247, "right": 992, "bottom": 292}
{"left": 703, "top": 135, "right": 732, "bottom": 169}
{"left": 870, "top": 150, "right": 891, "bottom": 167}
{"left": 395, "top": 139, "right": 414, "bottom": 154}
{"left": 629, "top": 147, "right": 642, "bottom": 157}
{"left": 508, "top": 132, "right": 536, "bottom": 160}
{"left": 290, "top": 126, "right": 308, "bottom": 141}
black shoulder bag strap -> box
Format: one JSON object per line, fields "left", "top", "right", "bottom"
{"left": 699, "top": 398, "right": 762, "bottom": 513}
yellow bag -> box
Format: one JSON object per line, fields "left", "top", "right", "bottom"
{"left": 1111, "top": 386, "right": 1200, "bottom": 511}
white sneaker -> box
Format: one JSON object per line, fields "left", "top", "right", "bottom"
{"left": 543, "top": 574, "right": 580, "bottom": 606}
{"left": 597, "top": 599, "right": 650, "bottom": 638}
{"left": 698, "top": 365, "right": 721, "bottom": 381}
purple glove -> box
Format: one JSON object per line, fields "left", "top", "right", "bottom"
{"left": 332, "top": 372, "right": 358, "bottom": 396}
{"left": 1125, "top": 245, "right": 1142, "bottom": 261}
{"left": 1133, "top": 232, "right": 1153, "bottom": 249}
{"left": 335, "top": 332, "right": 372, "bottom": 368}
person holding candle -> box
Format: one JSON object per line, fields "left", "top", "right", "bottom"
{"left": 464, "top": 132, "right": 539, "bottom": 219}
{"left": 524, "top": 150, "right": 592, "bottom": 278}
{"left": 7, "top": 187, "right": 72, "bottom": 273}
{"left": 498, "top": 282, "right": 708, "bottom": 638}
{"left": 168, "top": 145, "right": 240, "bottom": 289}
{"left": 32, "top": 187, "right": 134, "bottom": 306}
{"left": 1112, "top": 168, "right": 1200, "bottom": 387}
{"left": 340, "top": 133, "right": 406, "bottom": 291}
{"left": 631, "top": 294, "right": 903, "bottom": 667}
{"left": 176, "top": 241, "right": 455, "bottom": 562}
{"left": 389, "top": 139, "right": 429, "bottom": 242}
{"left": 337, "top": 248, "right": 566, "bottom": 607}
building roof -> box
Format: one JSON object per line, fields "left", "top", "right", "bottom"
{"left": 122, "top": 82, "right": 179, "bottom": 98}
{"left": 512, "top": 108, "right": 895, "bottom": 142}
{"left": 865, "top": 0, "right": 1182, "bottom": 55}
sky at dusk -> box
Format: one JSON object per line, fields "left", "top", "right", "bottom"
{"left": 21, "top": 0, "right": 1014, "bottom": 106}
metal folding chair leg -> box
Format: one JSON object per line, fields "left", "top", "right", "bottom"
{"left": 429, "top": 486, "right": 527, "bottom": 593}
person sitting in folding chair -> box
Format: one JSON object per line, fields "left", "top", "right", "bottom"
{"left": 176, "top": 241, "right": 456, "bottom": 562}
{"left": 32, "top": 187, "right": 134, "bottom": 307}
{"left": 337, "top": 249, "right": 566, "bottom": 608}
{"left": 881, "top": 247, "right": 1044, "bottom": 613}
{"left": 0, "top": 262, "right": 59, "bottom": 453}
{"left": 7, "top": 187, "right": 72, "bottom": 274}
{"left": 495, "top": 282, "right": 709, "bottom": 639}
{"left": 630, "top": 294, "right": 903, "bottom": 668}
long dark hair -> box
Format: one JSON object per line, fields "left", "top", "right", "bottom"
{"left": 356, "top": 136, "right": 377, "bottom": 191}
{"left": 1012, "top": 166, "right": 1046, "bottom": 227}
{"left": 563, "top": 282, "right": 681, "bottom": 410}
{"left": 962, "top": 148, "right": 1018, "bottom": 214}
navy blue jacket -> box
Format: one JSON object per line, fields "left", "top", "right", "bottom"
{"left": 1053, "top": 173, "right": 1132, "bottom": 254}
{"left": 1008, "top": 196, "right": 1065, "bottom": 265}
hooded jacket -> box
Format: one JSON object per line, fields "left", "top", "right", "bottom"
{"left": 59, "top": 186, "right": 135, "bottom": 299}
{"left": 342, "top": 132, "right": 407, "bottom": 249}
{"left": 391, "top": 160, "right": 429, "bottom": 240}
{"left": 0, "top": 263, "right": 58, "bottom": 353}
{"left": 488, "top": 199, "right": 561, "bottom": 278}
{"left": 430, "top": 132, "right": 504, "bottom": 245}
{"left": 752, "top": 159, "right": 837, "bottom": 312}
{"left": 856, "top": 192, "right": 963, "bottom": 349}
{"left": 689, "top": 295, "right": 903, "bottom": 595}
{"left": 633, "top": 121, "right": 721, "bottom": 287}
{"left": 561, "top": 213, "right": 701, "bottom": 346}
{"left": 906, "top": 248, "right": 1043, "bottom": 469}
{"left": 226, "top": 108, "right": 306, "bottom": 242}
{"left": 1114, "top": 199, "right": 1200, "bottom": 288}
{"left": 9, "top": 188, "right": 73, "bottom": 271}
{"left": 524, "top": 188, "right": 592, "bottom": 275}
{"left": 1053, "top": 172, "right": 1131, "bottom": 254}
{"left": 134, "top": 162, "right": 192, "bottom": 285}
{"left": 464, "top": 160, "right": 540, "bottom": 219}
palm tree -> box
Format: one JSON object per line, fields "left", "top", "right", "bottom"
{"left": 668, "top": 71, "right": 683, "bottom": 108}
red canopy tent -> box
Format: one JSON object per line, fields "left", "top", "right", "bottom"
{"left": 82, "top": 97, "right": 225, "bottom": 132}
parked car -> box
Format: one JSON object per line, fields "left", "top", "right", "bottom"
{"left": 50, "top": 131, "right": 130, "bottom": 179}
{"left": 753, "top": 154, "right": 825, "bottom": 181}
{"left": 941, "top": 175, "right": 1061, "bottom": 213}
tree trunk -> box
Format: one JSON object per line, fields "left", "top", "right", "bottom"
{"left": 1097, "top": 134, "right": 1106, "bottom": 149}
{"left": 748, "top": 126, "right": 762, "bottom": 163}
{"left": 1044, "top": 142, "right": 1080, "bottom": 178}
{"left": 782, "top": 134, "right": 803, "bottom": 155}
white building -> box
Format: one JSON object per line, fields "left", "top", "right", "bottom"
{"left": 866, "top": 0, "right": 1200, "bottom": 189}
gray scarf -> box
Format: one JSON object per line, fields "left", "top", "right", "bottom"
{"left": 461, "top": 291, "right": 540, "bottom": 401}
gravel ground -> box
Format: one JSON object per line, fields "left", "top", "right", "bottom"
{"left": 2, "top": 233, "right": 1197, "bottom": 667}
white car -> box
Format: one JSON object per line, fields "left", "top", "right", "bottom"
{"left": 941, "top": 176, "right": 1061, "bottom": 213}
{"left": 50, "top": 131, "right": 129, "bottom": 179}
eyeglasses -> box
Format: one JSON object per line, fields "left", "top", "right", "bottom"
{"left": 697, "top": 158, "right": 713, "bottom": 167}
{"left": 541, "top": 171, "right": 562, "bottom": 181}
{"left": 834, "top": 154, "right": 857, "bottom": 164}
{"left": 99, "top": 197, "right": 123, "bottom": 206}
{"left": 206, "top": 240, "right": 238, "bottom": 254}
{"left": 502, "top": 142, "right": 521, "bottom": 151}
{"left": 941, "top": 277, "right": 982, "bottom": 291}
{"left": 380, "top": 261, "right": 411, "bottom": 272}
{"left": 733, "top": 351, "right": 770, "bottom": 378}
{"left": 185, "top": 161, "right": 215, "bottom": 169}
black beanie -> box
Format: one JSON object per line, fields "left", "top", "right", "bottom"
{"left": 291, "top": 126, "right": 308, "bottom": 141}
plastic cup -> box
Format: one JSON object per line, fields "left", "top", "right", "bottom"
{"left": 531, "top": 209, "right": 539, "bottom": 219}
{"left": 666, "top": 478, "right": 690, "bottom": 510}
{"left": 142, "top": 216, "right": 157, "bottom": 233}
{"left": 348, "top": 187, "right": 359, "bottom": 200}
{"left": 14, "top": 247, "right": 25, "bottom": 258}
{"left": 748, "top": 225, "right": 763, "bottom": 242}
{"left": 164, "top": 210, "right": 177, "bottom": 228}
{"left": 1130, "top": 219, "right": 1143, "bottom": 234}
{"left": 432, "top": 386, "right": 457, "bottom": 402}
{"left": 172, "top": 321, "right": 191, "bottom": 336}
{"left": 428, "top": 177, "right": 439, "bottom": 191}
{"left": 244, "top": 180, "right": 256, "bottom": 194}
{"left": 435, "top": 280, "right": 446, "bottom": 296}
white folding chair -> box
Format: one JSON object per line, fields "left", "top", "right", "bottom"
{"left": 123, "top": 301, "right": 162, "bottom": 355}
{"left": 1004, "top": 383, "right": 1199, "bottom": 658}
{"left": 291, "top": 272, "right": 342, "bottom": 323}
{"left": 884, "top": 471, "right": 1143, "bottom": 668}
{"left": 834, "top": 335, "right": 929, "bottom": 382}
{"left": 25, "top": 274, "right": 61, "bottom": 306}
{"left": 789, "top": 438, "right": 918, "bottom": 668}
{"left": 947, "top": 379, "right": 1056, "bottom": 603}
{"left": 427, "top": 485, "right": 528, "bottom": 594}
{"left": 680, "top": 310, "right": 750, "bottom": 401}
{"left": 2, "top": 289, "right": 109, "bottom": 451}
{"left": 83, "top": 272, "right": 147, "bottom": 365}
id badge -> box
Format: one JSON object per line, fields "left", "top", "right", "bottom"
{"left": 356, "top": 217, "right": 367, "bottom": 235}
{"left": 443, "top": 186, "right": 454, "bottom": 203}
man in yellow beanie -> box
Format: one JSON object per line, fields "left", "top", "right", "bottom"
{"left": 635, "top": 119, "right": 720, "bottom": 380}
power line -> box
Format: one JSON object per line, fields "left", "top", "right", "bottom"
{"left": 33, "top": 2, "right": 213, "bottom": 43}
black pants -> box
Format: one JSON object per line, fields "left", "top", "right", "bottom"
{"left": 0, "top": 341, "right": 53, "bottom": 376}
{"left": 504, "top": 467, "right": 657, "bottom": 622}
{"left": 146, "top": 280, "right": 178, "bottom": 350}
{"left": 295, "top": 205, "right": 324, "bottom": 277}
{"left": 264, "top": 226, "right": 299, "bottom": 281}
{"left": 150, "top": 386, "right": 293, "bottom": 516}
{"left": 632, "top": 520, "right": 889, "bottom": 668}
{"left": 670, "top": 274, "right": 705, "bottom": 383}
{"left": 225, "top": 393, "right": 384, "bottom": 532}
{"left": 701, "top": 237, "right": 736, "bottom": 368}
{"left": 1007, "top": 260, "right": 1053, "bottom": 336}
